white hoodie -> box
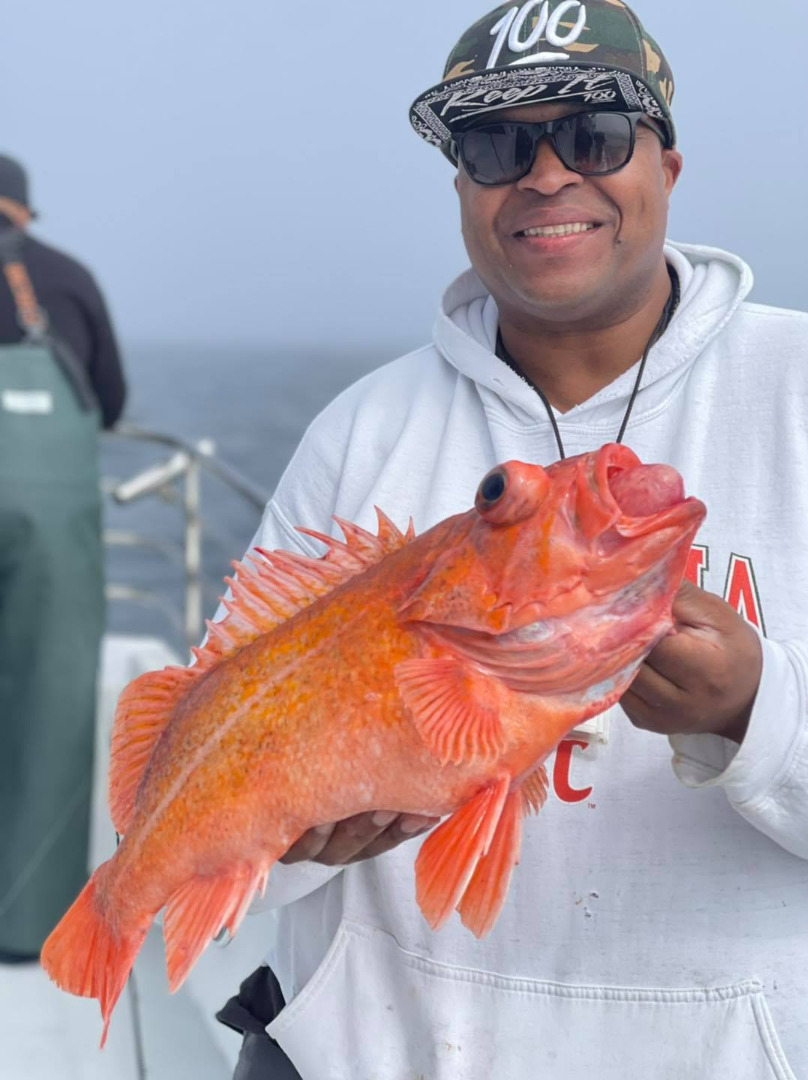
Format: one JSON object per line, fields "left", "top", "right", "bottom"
{"left": 244, "top": 243, "right": 808, "bottom": 1079}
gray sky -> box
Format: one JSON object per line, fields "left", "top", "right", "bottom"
{"left": 3, "top": 0, "right": 805, "bottom": 351}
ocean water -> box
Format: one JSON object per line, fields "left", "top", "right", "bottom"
{"left": 101, "top": 342, "right": 396, "bottom": 653}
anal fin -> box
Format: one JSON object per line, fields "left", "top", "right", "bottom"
{"left": 520, "top": 762, "right": 550, "bottom": 816}
{"left": 414, "top": 775, "right": 509, "bottom": 931}
{"left": 163, "top": 862, "right": 271, "bottom": 992}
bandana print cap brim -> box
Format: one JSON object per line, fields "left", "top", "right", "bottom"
{"left": 410, "top": 0, "right": 676, "bottom": 149}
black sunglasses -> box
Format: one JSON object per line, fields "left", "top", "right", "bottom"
{"left": 449, "top": 112, "right": 663, "bottom": 187}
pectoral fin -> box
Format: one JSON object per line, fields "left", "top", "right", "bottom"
{"left": 395, "top": 658, "right": 505, "bottom": 765}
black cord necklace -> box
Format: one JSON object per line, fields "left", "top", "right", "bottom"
{"left": 495, "top": 267, "right": 681, "bottom": 461}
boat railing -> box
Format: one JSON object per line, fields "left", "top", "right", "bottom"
{"left": 101, "top": 422, "right": 270, "bottom": 650}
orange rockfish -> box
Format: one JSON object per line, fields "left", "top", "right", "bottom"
{"left": 42, "top": 443, "right": 705, "bottom": 1043}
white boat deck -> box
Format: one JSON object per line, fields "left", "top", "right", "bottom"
{"left": 0, "top": 959, "right": 140, "bottom": 1080}
{"left": 0, "top": 635, "right": 277, "bottom": 1080}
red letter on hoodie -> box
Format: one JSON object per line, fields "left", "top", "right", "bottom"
{"left": 685, "top": 545, "right": 709, "bottom": 588}
{"left": 553, "top": 739, "right": 593, "bottom": 803}
{"left": 724, "top": 553, "right": 766, "bottom": 634}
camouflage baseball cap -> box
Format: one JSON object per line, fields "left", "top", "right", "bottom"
{"left": 410, "top": 0, "right": 676, "bottom": 154}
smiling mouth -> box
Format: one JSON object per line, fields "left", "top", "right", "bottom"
{"left": 516, "top": 222, "right": 599, "bottom": 239}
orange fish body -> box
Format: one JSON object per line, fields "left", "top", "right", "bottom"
{"left": 41, "top": 444, "right": 705, "bottom": 1043}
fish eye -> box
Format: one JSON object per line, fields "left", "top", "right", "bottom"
{"left": 475, "top": 461, "right": 549, "bottom": 524}
{"left": 478, "top": 470, "right": 507, "bottom": 506}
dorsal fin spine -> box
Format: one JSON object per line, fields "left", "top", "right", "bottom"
{"left": 270, "top": 551, "right": 341, "bottom": 590}
{"left": 221, "top": 600, "right": 262, "bottom": 634}
{"left": 252, "top": 555, "right": 310, "bottom": 601}
{"left": 108, "top": 510, "right": 416, "bottom": 835}
{"left": 205, "top": 618, "right": 234, "bottom": 649}
{"left": 223, "top": 576, "right": 277, "bottom": 621}
{"left": 271, "top": 567, "right": 316, "bottom": 602}
{"left": 240, "top": 560, "right": 297, "bottom": 617}
{"left": 292, "top": 531, "right": 367, "bottom": 572}
{"left": 333, "top": 517, "right": 385, "bottom": 560}
{"left": 293, "top": 527, "right": 334, "bottom": 548}
{"left": 280, "top": 549, "right": 344, "bottom": 580}
{"left": 374, "top": 508, "right": 408, "bottom": 552}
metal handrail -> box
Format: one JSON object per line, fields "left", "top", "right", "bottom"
{"left": 110, "top": 422, "right": 269, "bottom": 510}
{"left": 102, "top": 424, "right": 270, "bottom": 647}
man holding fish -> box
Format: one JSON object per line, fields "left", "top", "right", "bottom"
{"left": 219, "top": 2, "right": 808, "bottom": 1076}
{"left": 41, "top": 1, "right": 808, "bottom": 1076}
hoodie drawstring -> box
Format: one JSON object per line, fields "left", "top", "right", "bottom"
{"left": 495, "top": 266, "right": 681, "bottom": 460}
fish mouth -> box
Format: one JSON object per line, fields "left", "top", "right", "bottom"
{"left": 613, "top": 496, "right": 706, "bottom": 538}
{"left": 592, "top": 497, "right": 705, "bottom": 583}
{"left": 586, "top": 444, "right": 707, "bottom": 540}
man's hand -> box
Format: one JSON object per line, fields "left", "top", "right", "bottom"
{"left": 621, "top": 580, "right": 763, "bottom": 744}
{"left": 281, "top": 811, "right": 440, "bottom": 867}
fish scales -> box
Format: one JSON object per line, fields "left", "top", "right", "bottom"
{"left": 41, "top": 444, "right": 705, "bottom": 1045}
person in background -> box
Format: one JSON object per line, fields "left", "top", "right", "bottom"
{"left": 0, "top": 153, "right": 126, "bottom": 962}
{"left": 0, "top": 156, "right": 125, "bottom": 428}
{"left": 218, "top": 2, "right": 808, "bottom": 1076}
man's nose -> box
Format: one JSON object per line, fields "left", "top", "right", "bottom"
{"left": 516, "top": 136, "right": 584, "bottom": 196}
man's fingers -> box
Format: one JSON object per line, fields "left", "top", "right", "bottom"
{"left": 643, "top": 624, "right": 719, "bottom": 685}
{"left": 670, "top": 578, "right": 722, "bottom": 626}
{"left": 286, "top": 812, "right": 385, "bottom": 866}
{"left": 302, "top": 812, "right": 397, "bottom": 866}
{"left": 622, "top": 664, "right": 684, "bottom": 733}
{"left": 344, "top": 814, "right": 439, "bottom": 863}
{"left": 620, "top": 689, "right": 657, "bottom": 731}
{"left": 281, "top": 812, "right": 440, "bottom": 867}
{"left": 280, "top": 822, "right": 337, "bottom": 864}
{"left": 628, "top": 662, "right": 683, "bottom": 709}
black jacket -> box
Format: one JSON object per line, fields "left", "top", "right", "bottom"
{"left": 0, "top": 228, "right": 126, "bottom": 428}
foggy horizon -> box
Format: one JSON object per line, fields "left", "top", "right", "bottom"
{"left": 3, "top": 0, "right": 805, "bottom": 353}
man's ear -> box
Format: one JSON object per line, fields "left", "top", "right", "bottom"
{"left": 662, "top": 149, "right": 683, "bottom": 195}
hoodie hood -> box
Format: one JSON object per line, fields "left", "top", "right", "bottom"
{"left": 434, "top": 241, "right": 753, "bottom": 431}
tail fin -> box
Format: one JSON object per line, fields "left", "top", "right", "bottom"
{"left": 40, "top": 864, "right": 147, "bottom": 1047}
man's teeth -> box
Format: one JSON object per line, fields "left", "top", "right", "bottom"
{"left": 521, "top": 222, "right": 596, "bottom": 237}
